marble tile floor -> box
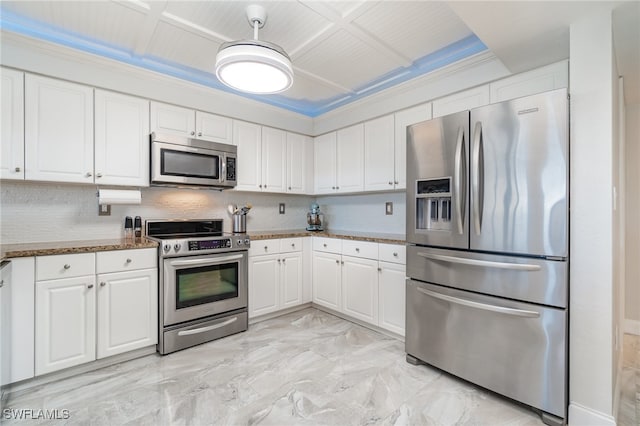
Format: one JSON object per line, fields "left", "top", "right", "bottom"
{"left": 4, "top": 308, "right": 547, "bottom": 425}
{"left": 618, "top": 333, "right": 640, "bottom": 426}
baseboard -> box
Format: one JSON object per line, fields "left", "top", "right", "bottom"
{"left": 248, "top": 303, "right": 312, "bottom": 325}
{"left": 568, "top": 402, "right": 616, "bottom": 426}
{"left": 624, "top": 319, "right": 640, "bottom": 335}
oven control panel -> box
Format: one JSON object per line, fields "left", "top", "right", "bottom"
{"left": 188, "top": 239, "right": 232, "bottom": 251}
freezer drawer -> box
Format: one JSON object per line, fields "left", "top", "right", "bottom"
{"left": 406, "top": 279, "right": 566, "bottom": 418}
{"left": 407, "top": 245, "right": 567, "bottom": 308}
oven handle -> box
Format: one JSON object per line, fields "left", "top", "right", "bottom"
{"left": 168, "top": 254, "right": 244, "bottom": 267}
{"left": 416, "top": 287, "right": 540, "bottom": 318}
{"left": 177, "top": 316, "right": 238, "bottom": 336}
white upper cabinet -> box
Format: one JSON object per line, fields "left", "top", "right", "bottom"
{"left": 432, "top": 85, "right": 490, "bottom": 118}
{"left": 195, "top": 111, "right": 232, "bottom": 143}
{"left": 150, "top": 102, "right": 195, "bottom": 138}
{"left": 233, "top": 120, "right": 262, "bottom": 191}
{"left": 1, "top": 68, "right": 25, "bottom": 180}
{"left": 261, "top": 127, "right": 287, "bottom": 193}
{"left": 94, "top": 90, "right": 150, "bottom": 186}
{"left": 25, "top": 74, "right": 94, "bottom": 183}
{"left": 313, "top": 132, "right": 337, "bottom": 194}
{"left": 336, "top": 124, "right": 364, "bottom": 193}
{"left": 364, "top": 115, "right": 395, "bottom": 191}
{"left": 286, "top": 132, "right": 312, "bottom": 194}
{"left": 394, "top": 103, "right": 431, "bottom": 190}
{"left": 489, "top": 61, "right": 568, "bottom": 103}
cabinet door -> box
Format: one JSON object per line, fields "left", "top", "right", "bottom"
{"left": 195, "top": 111, "right": 232, "bottom": 143}
{"left": 394, "top": 103, "right": 431, "bottom": 189}
{"left": 432, "top": 85, "right": 490, "bottom": 118}
{"left": 1, "top": 68, "right": 25, "bottom": 180}
{"left": 6, "top": 257, "right": 35, "bottom": 384}
{"left": 312, "top": 251, "right": 341, "bottom": 311}
{"left": 364, "top": 115, "right": 395, "bottom": 191}
{"left": 313, "top": 132, "right": 337, "bottom": 194}
{"left": 95, "top": 90, "right": 150, "bottom": 186}
{"left": 35, "top": 275, "right": 96, "bottom": 375}
{"left": 25, "top": 75, "right": 94, "bottom": 183}
{"left": 261, "top": 127, "right": 286, "bottom": 193}
{"left": 150, "top": 102, "right": 195, "bottom": 137}
{"left": 96, "top": 268, "right": 158, "bottom": 359}
{"left": 378, "top": 261, "right": 406, "bottom": 336}
{"left": 286, "top": 132, "right": 312, "bottom": 194}
{"left": 233, "top": 120, "right": 262, "bottom": 191}
{"left": 336, "top": 124, "right": 364, "bottom": 193}
{"left": 281, "top": 252, "right": 303, "bottom": 309}
{"left": 0, "top": 261, "right": 10, "bottom": 391}
{"left": 248, "top": 254, "right": 280, "bottom": 318}
{"left": 341, "top": 255, "right": 378, "bottom": 324}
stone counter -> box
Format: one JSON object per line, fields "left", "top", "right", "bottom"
{"left": 248, "top": 229, "right": 406, "bottom": 245}
{"left": 1, "top": 238, "right": 159, "bottom": 260}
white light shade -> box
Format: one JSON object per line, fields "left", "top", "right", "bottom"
{"left": 215, "top": 41, "right": 293, "bottom": 94}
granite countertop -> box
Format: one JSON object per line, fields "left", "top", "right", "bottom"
{"left": 1, "top": 238, "right": 159, "bottom": 260}
{"left": 249, "top": 229, "right": 406, "bottom": 245}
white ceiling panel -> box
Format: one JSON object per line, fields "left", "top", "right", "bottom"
{"left": 323, "top": 1, "right": 368, "bottom": 18}
{"left": 146, "top": 21, "right": 222, "bottom": 73}
{"left": 353, "top": 2, "right": 473, "bottom": 61}
{"left": 295, "top": 28, "right": 400, "bottom": 89}
{"left": 282, "top": 72, "right": 346, "bottom": 104}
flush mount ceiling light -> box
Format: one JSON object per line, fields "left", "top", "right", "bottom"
{"left": 215, "top": 5, "right": 293, "bottom": 95}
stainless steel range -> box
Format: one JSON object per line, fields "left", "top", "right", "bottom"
{"left": 146, "top": 219, "right": 250, "bottom": 355}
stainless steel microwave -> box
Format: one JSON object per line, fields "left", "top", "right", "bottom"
{"left": 150, "top": 132, "right": 237, "bottom": 189}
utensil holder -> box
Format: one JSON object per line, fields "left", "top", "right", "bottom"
{"left": 232, "top": 214, "right": 246, "bottom": 234}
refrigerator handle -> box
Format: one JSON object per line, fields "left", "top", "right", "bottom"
{"left": 416, "top": 286, "right": 540, "bottom": 318}
{"left": 417, "top": 251, "right": 542, "bottom": 271}
{"left": 472, "top": 121, "right": 484, "bottom": 235}
{"left": 454, "top": 126, "right": 465, "bottom": 235}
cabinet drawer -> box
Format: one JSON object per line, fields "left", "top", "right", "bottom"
{"left": 379, "top": 243, "right": 406, "bottom": 264}
{"left": 280, "top": 238, "right": 303, "bottom": 253}
{"left": 249, "top": 239, "right": 280, "bottom": 257}
{"left": 96, "top": 248, "right": 157, "bottom": 274}
{"left": 341, "top": 240, "right": 378, "bottom": 259}
{"left": 37, "top": 253, "right": 95, "bottom": 281}
{"left": 313, "top": 237, "right": 341, "bottom": 254}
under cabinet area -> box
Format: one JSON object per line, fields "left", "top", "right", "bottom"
{"left": 34, "top": 248, "right": 158, "bottom": 376}
{"left": 312, "top": 236, "right": 406, "bottom": 336}
{"left": 248, "top": 238, "right": 310, "bottom": 319}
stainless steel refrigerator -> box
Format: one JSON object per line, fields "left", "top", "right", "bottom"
{"left": 405, "top": 88, "right": 568, "bottom": 426}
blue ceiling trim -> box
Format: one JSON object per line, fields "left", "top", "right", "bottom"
{"left": 0, "top": 9, "right": 487, "bottom": 117}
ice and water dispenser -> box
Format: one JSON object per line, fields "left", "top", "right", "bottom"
{"left": 415, "top": 177, "right": 452, "bottom": 231}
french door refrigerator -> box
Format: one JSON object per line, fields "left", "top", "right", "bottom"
{"left": 405, "top": 88, "right": 568, "bottom": 426}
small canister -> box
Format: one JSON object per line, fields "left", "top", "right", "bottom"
{"left": 232, "top": 214, "right": 246, "bottom": 234}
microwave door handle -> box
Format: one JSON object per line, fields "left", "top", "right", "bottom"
{"left": 220, "top": 155, "right": 226, "bottom": 183}
{"left": 169, "top": 254, "right": 244, "bottom": 267}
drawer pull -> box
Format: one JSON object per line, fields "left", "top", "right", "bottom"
{"left": 126, "top": 258, "right": 132, "bottom": 263}
{"left": 335, "top": 260, "right": 339, "bottom": 264}
{"left": 355, "top": 248, "right": 360, "bottom": 252}
{"left": 63, "top": 264, "right": 71, "bottom": 270}
{"left": 264, "top": 246, "right": 268, "bottom": 251}
{"left": 100, "top": 282, "right": 106, "bottom": 287}
{"left": 393, "top": 252, "right": 398, "bottom": 257}
{"left": 291, "top": 243, "right": 295, "bottom": 248}
{"left": 87, "top": 284, "right": 94, "bottom": 289}
{"left": 323, "top": 243, "right": 327, "bottom": 248}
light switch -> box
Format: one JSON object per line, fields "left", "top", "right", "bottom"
{"left": 385, "top": 202, "right": 393, "bottom": 215}
{"left": 279, "top": 203, "right": 285, "bottom": 214}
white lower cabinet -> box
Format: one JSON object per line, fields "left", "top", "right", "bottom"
{"left": 35, "top": 249, "right": 157, "bottom": 376}
{"left": 248, "top": 238, "right": 307, "bottom": 319}
{"left": 312, "top": 238, "right": 406, "bottom": 335}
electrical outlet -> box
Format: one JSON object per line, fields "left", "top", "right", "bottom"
{"left": 279, "top": 203, "right": 285, "bottom": 214}
{"left": 385, "top": 202, "right": 393, "bottom": 215}
{"left": 98, "top": 204, "right": 111, "bottom": 216}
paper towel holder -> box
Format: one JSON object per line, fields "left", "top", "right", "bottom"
{"left": 96, "top": 188, "right": 142, "bottom": 216}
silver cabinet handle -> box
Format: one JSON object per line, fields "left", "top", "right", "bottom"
{"left": 416, "top": 286, "right": 540, "bottom": 318}
{"left": 341, "top": 260, "right": 344, "bottom": 265}
{"left": 264, "top": 246, "right": 268, "bottom": 251}
{"left": 64, "top": 264, "right": 71, "bottom": 269}
{"left": 417, "top": 252, "right": 541, "bottom": 271}
{"left": 336, "top": 186, "right": 339, "bottom": 190}
{"left": 355, "top": 248, "right": 360, "bottom": 252}
{"left": 259, "top": 184, "right": 262, "bottom": 189}
{"left": 388, "top": 181, "right": 393, "bottom": 185}
{"left": 87, "top": 284, "right": 94, "bottom": 289}
{"left": 393, "top": 252, "right": 398, "bottom": 257}
{"left": 198, "top": 132, "right": 202, "bottom": 136}
{"left": 264, "top": 184, "right": 267, "bottom": 188}
{"left": 454, "top": 126, "right": 465, "bottom": 235}
{"left": 15, "top": 167, "right": 21, "bottom": 172}
{"left": 278, "top": 259, "right": 281, "bottom": 263}
{"left": 291, "top": 243, "right": 295, "bottom": 248}
{"left": 323, "top": 243, "right": 327, "bottom": 247}
{"left": 332, "top": 186, "right": 336, "bottom": 190}
{"left": 177, "top": 317, "right": 237, "bottom": 336}
{"left": 0, "top": 280, "right": 4, "bottom": 288}
{"left": 377, "top": 267, "right": 382, "bottom": 272}
{"left": 282, "top": 258, "right": 286, "bottom": 264}
{"left": 190, "top": 131, "right": 195, "bottom": 136}
{"left": 335, "top": 259, "right": 339, "bottom": 264}
{"left": 100, "top": 282, "right": 106, "bottom": 287}
{"left": 96, "top": 173, "right": 103, "bottom": 178}
{"left": 394, "top": 181, "right": 399, "bottom": 185}
{"left": 288, "top": 186, "right": 292, "bottom": 190}
{"left": 85, "top": 172, "right": 92, "bottom": 177}
{"left": 126, "top": 258, "right": 132, "bottom": 263}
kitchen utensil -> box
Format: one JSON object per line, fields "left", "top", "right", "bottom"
{"left": 232, "top": 214, "right": 246, "bottom": 233}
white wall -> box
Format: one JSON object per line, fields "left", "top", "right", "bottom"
{"left": 0, "top": 182, "right": 314, "bottom": 243}
{"left": 568, "top": 10, "right": 616, "bottom": 426}
{"left": 625, "top": 103, "right": 640, "bottom": 329}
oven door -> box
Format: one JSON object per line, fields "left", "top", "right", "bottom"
{"left": 163, "top": 251, "right": 247, "bottom": 326}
